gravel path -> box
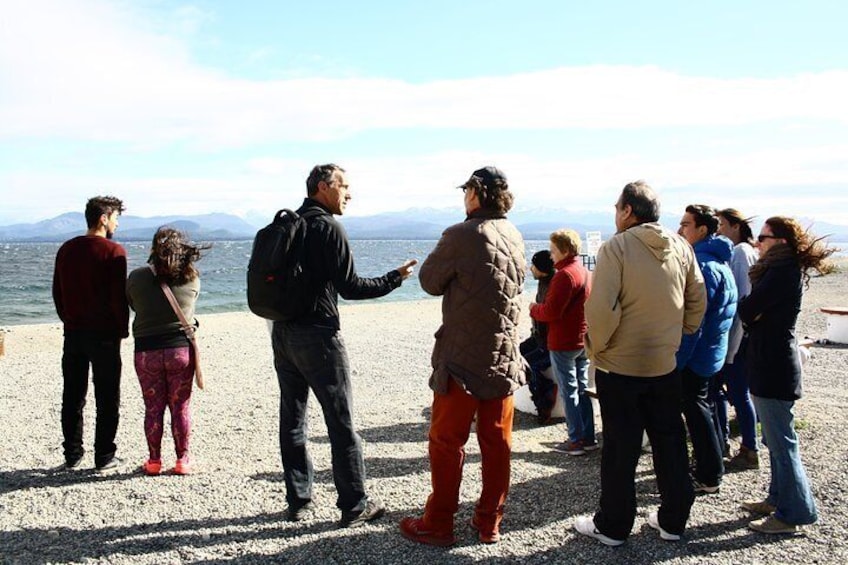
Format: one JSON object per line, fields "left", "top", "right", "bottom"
{"left": 1, "top": 269, "right": 846, "bottom": 564}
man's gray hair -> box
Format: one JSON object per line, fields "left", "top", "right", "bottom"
{"left": 620, "top": 180, "right": 660, "bottom": 223}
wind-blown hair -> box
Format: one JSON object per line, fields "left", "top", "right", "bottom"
{"left": 85, "top": 196, "right": 125, "bottom": 229}
{"left": 717, "top": 208, "right": 755, "bottom": 244}
{"left": 764, "top": 216, "right": 835, "bottom": 285}
{"left": 148, "top": 227, "right": 210, "bottom": 286}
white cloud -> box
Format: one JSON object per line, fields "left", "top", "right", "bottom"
{"left": 2, "top": 2, "right": 848, "bottom": 147}
{"left": 1, "top": 1, "right": 847, "bottom": 226}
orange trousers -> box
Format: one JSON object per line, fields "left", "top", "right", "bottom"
{"left": 422, "top": 379, "right": 515, "bottom": 534}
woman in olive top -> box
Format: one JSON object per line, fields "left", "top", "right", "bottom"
{"left": 126, "top": 227, "right": 206, "bottom": 476}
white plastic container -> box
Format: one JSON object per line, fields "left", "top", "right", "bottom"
{"left": 821, "top": 307, "right": 848, "bottom": 344}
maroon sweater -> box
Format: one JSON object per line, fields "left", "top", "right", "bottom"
{"left": 529, "top": 256, "right": 590, "bottom": 351}
{"left": 52, "top": 235, "right": 129, "bottom": 338}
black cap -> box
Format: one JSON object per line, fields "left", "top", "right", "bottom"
{"left": 459, "top": 166, "right": 507, "bottom": 191}
{"left": 531, "top": 250, "right": 555, "bottom": 274}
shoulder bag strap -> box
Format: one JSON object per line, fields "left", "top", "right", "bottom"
{"left": 148, "top": 265, "right": 204, "bottom": 390}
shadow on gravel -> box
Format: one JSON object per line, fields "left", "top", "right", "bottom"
{"left": 306, "top": 421, "right": 431, "bottom": 445}
{"left": 0, "top": 467, "right": 137, "bottom": 495}
{"left": 249, "top": 452, "right": 471, "bottom": 484}
{"left": 359, "top": 421, "right": 431, "bottom": 443}
{"left": 0, "top": 510, "right": 358, "bottom": 564}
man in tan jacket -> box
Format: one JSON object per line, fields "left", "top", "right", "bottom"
{"left": 574, "top": 180, "right": 706, "bottom": 546}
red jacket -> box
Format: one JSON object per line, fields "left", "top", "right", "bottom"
{"left": 530, "top": 256, "right": 590, "bottom": 351}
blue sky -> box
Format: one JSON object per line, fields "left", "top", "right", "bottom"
{"left": 2, "top": 0, "right": 848, "bottom": 226}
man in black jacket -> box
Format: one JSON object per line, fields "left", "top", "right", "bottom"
{"left": 272, "top": 164, "right": 416, "bottom": 527}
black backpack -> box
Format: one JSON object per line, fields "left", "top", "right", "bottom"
{"left": 247, "top": 208, "right": 324, "bottom": 321}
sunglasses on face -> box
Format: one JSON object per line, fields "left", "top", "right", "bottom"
{"left": 757, "top": 235, "right": 779, "bottom": 243}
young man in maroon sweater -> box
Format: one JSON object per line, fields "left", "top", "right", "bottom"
{"left": 52, "top": 196, "right": 129, "bottom": 471}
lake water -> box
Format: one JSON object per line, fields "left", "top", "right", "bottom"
{"left": 0, "top": 239, "right": 553, "bottom": 326}
{"left": 4, "top": 238, "right": 844, "bottom": 327}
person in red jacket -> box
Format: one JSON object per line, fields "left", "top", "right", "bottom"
{"left": 52, "top": 196, "right": 129, "bottom": 472}
{"left": 530, "top": 229, "right": 595, "bottom": 455}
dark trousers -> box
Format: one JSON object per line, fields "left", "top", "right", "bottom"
{"left": 681, "top": 368, "right": 724, "bottom": 486}
{"left": 593, "top": 369, "right": 694, "bottom": 539}
{"left": 519, "top": 338, "right": 556, "bottom": 412}
{"left": 272, "top": 322, "right": 367, "bottom": 513}
{"left": 61, "top": 330, "right": 122, "bottom": 466}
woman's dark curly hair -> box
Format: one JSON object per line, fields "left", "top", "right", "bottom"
{"left": 148, "top": 227, "right": 210, "bottom": 285}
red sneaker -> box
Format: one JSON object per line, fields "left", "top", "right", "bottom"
{"left": 142, "top": 459, "right": 161, "bottom": 476}
{"left": 470, "top": 515, "right": 500, "bottom": 544}
{"left": 399, "top": 517, "right": 456, "bottom": 547}
{"left": 173, "top": 457, "right": 192, "bottom": 475}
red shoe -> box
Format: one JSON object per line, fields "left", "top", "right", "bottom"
{"left": 399, "top": 517, "right": 456, "bottom": 547}
{"left": 173, "top": 457, "right": 192, "bottom": 475}
{"left": 142, "top": 459, "right": 161, "bottom": 476}
{"left": 470, "top": 515, "right": 500, "bottom": 544}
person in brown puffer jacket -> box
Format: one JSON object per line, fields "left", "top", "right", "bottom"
{"left": 399, "top": 166, "right": 526, "bottom": 547}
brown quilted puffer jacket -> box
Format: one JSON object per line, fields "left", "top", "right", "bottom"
{"left": 419, "top": 209, "right": 527, "bottom": 400}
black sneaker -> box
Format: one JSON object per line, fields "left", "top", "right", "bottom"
{"left": 287, "top": 501, "right": 316, "bottom": 522}
{"left": 95, "top": 456, "right": 125, "bottom": 473}
{"left": 340, "top": 498, "right": 385, "bottom": 528}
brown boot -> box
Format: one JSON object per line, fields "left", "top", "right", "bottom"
{"left": 725, "top": 445, "right": 759, "bottom": 471}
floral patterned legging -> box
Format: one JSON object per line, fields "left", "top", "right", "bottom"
{"left": 134, "top": 346, "right": 194, "bottom": 461}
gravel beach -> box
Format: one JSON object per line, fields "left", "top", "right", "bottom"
{"left": 1, "top": 268, "right": 846, "bottom": 564}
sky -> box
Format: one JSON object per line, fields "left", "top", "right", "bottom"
{"left": 2, "top": 0, "right": 848, "bottom": 227}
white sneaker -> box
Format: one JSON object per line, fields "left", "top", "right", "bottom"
{"left": 647, "top": 511, "right": 682, "bottom": 541}
{"left": 573, "top": 516, "right": 625, "bottom": 546}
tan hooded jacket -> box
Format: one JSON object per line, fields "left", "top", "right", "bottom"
{"left": 586, "top": 222, "right": 706, "bottom": 377}
{"left": 419, "top": 210, "right": 527, "bottom": 400}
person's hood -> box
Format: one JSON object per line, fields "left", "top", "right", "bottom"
{"left": 694, "top": 234, "right": 734, "bottom": 263}
{"left": 624, "top": 222, "right": 677, "bottom": 262}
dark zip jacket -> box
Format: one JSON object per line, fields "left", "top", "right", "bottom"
{"left": 294, "top": 198, "right": 402, "bottom": 329}
{"left": 738, "top": 257, "right": 803, "bottom": 400}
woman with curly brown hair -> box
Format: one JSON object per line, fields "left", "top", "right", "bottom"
{"left": 739, "top": 216, "right": 832, "bottom": 534}
{"left": 126, "top": 227, "right": 208, "bottom": 476}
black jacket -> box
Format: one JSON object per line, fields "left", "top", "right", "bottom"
{"left": 295, "top": 198, "right": 402, "bottom": 328}
{"left": 738, "top": 257, "right": 803, "bottom": 400}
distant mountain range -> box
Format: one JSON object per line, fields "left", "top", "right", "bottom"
{"left": 2, "top": 208, "right": 847, "bottom": 242}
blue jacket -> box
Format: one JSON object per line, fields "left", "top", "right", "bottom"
{"left": 676, "top": 235, "right": 738, "bottom": 377}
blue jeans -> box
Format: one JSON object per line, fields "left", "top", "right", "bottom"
{"left": 550, "top": 349, "right": 594, "bottom": 444}
{"left": 752, "top": 396, "right": 817, "bottom": 525}
{"left": 272, "top": 321, "right": 368, "bottom": 513}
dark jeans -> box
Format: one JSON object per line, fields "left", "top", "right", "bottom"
{"left": 681, "top": 368, "right": 724, "bottom": 486}
{"left": 519, "top": 338, "right": 555, "bottom": 412}
{"left": 61, "top": 330, "right": 122, "bottom": 466}
{"left": 593, "top": 369, "right": 694, "bottom": 540}
{"left": 272, "top": 322, "right": 368, "bottom": 513}
{"left": 708, "top": 372, "right": 729, "bottom": 450}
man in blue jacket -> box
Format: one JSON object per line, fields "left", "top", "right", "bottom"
{"left": 677, "top": 204, "right": 738, "bottom": 494}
